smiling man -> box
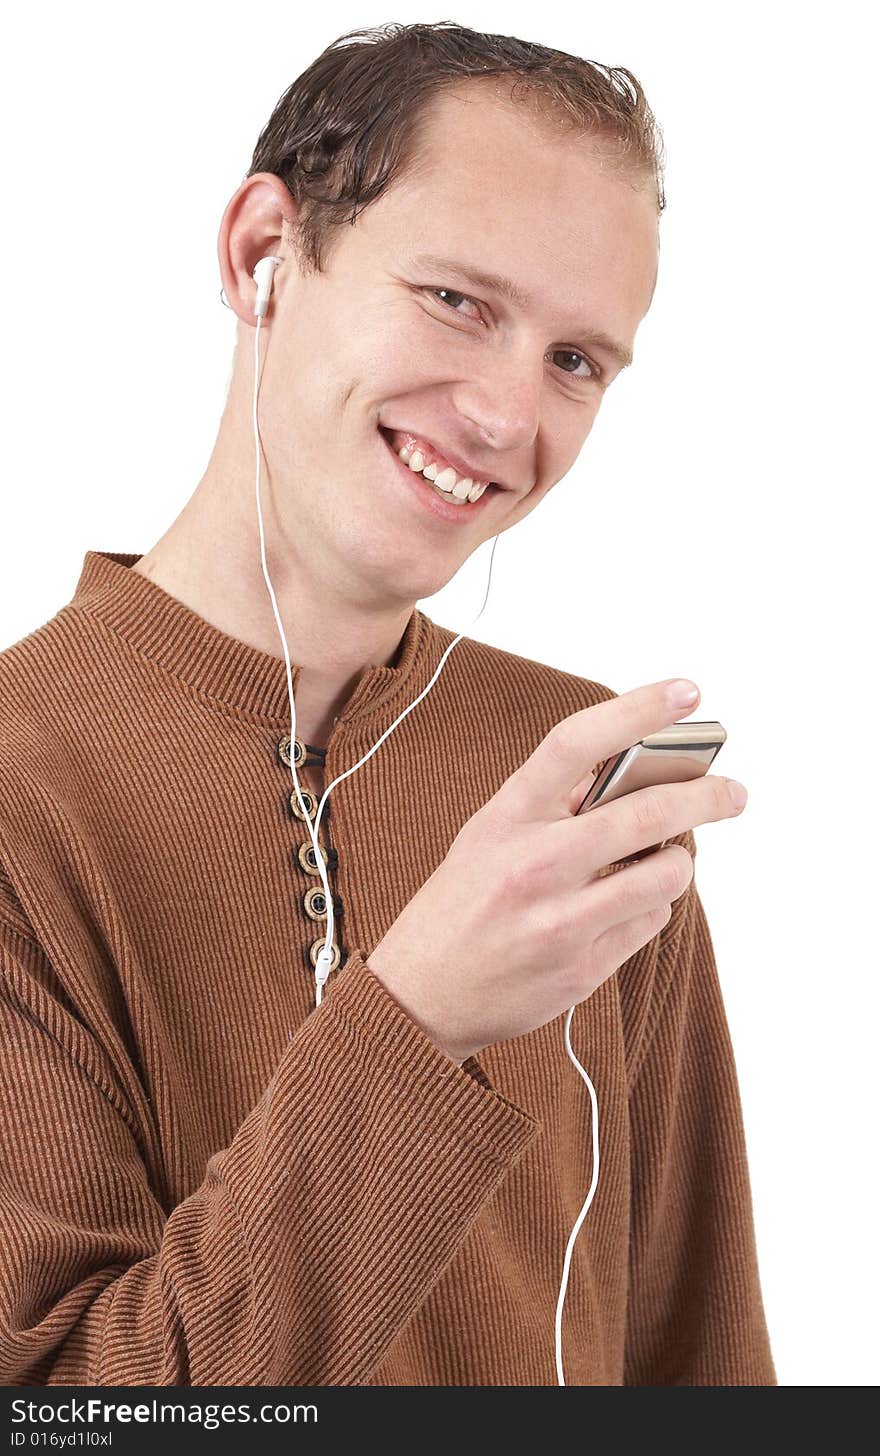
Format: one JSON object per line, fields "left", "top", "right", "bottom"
{"left": 0, "top": 22, "right": 776, "bottom": 1387}
{"left": 130, "top": 34, "right": 656, "bottom": 752}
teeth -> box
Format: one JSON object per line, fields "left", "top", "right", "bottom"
{"left": 433, "top": 467, "right": 458, "bottom": 493}
{"left": 393, "top": 438, "right": 491, "bottom": 504}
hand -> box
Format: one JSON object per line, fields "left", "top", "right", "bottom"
{"left": 366, "top": 679, "right": 747, "bottom": 1065}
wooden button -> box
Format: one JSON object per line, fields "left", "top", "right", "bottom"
{"left": 277, "top": 734, "right": 307, "bottom": 769}
{"left": 288, "top": 787, "right": 318, "bottom": 822}
{"left": 297, "top": 841, "right": 327, "bottom": 876}
{"left": 302, "top": 887, "right": 344, "bottom": 922}
{"left": 296, "top": 841, "right": 338, "bottom": 875}
{"left": 308, "top": 938, "right": 342, "bottom": 974}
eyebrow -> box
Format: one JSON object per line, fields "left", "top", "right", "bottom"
{"left": 408, "top": 251, "right": 634, "bottom": 370}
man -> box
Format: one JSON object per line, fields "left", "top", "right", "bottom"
{"left": 0, "top": 22, "right": 776, "bottom": 1385}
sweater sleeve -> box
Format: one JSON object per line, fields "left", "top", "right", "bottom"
{"left": 0, "top": 916, "right": 540, "bottom": 1386}
{"left": 622, "top": 852, "right": 777, "bottom": 1386}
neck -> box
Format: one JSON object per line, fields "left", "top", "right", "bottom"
{"left": 132, "top": 398, "right": 415, "bottom": 748}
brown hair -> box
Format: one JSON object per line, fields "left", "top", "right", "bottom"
{"left": 246, "top": 20, "right": 665, "bottom": 274}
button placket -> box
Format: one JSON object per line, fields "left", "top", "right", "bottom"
{"left": 276, "top": 734, "right": 346, "bottom": 984}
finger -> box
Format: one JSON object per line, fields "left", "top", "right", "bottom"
{"left": 589, "top": 903, "right": 674, "bottom": 984}
{"left": 496, "top": 678, "right": 701, "bottom": 823}
{"left": 583, "top": 844, "right": 694, "bottom": 935}
{"left": 576, "top": 772, "right": 740, "bottom": 876}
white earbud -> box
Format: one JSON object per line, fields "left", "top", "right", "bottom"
{"left": 252, "top": 255, "right": 283, "bottom": 319}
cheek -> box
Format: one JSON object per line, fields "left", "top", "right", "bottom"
{"left": 364, "top": 296, "right": 477, "bottom": 384}
{"left": 547, "top": 400, "right": 601, "bottom": 475}
{"left": 338, "top": 301, "right": 426, "bottom": 385}
{"left": 358, "top": 333, "right": 423, "bottom": 385}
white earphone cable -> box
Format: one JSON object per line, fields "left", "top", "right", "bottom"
{"left": 249, "top": 276, "right": 598, "bottom": 1386}
{"left": 554, "top": 1005, "right": 601, "bottom": 1385}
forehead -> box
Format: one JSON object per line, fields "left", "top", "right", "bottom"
{"left": 365, "top": 81, "right": 659, "bottom": 322}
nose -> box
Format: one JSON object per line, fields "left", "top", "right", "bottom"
{"left": 455, "top": 348, "right": 542, "bottom": 457}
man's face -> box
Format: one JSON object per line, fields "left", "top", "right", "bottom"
{"left": 251, "top": 82, "right": 659, "bottom": 604}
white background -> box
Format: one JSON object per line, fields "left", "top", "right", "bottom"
{"left": 1, "top": 1, "right": 876, "bottom": 1387}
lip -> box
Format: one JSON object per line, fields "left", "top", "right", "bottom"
{"left": 378, "top": 426, "right": 498, "bottom": 523}
{"left": 381, "top": 426, "right": 498, "bottom": 490}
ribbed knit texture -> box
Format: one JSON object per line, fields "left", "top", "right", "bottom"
{"left": 0, "top": 550, "right": 776, "bottom": 1387}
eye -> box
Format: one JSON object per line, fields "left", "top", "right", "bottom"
{"left": 548, "top": 349, "right": 601, "bottom": 383}
{"left": 427, "top": 287, "right": 602, "bottom": 384}
{"left": 428, "top": 286, "right": 483, "bottom": 320}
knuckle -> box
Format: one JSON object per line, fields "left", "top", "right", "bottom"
{"left": 501, "top": 852, "right": 539, "bottom": 902}
{"left": 546, "top": 716, "right": 577, "bottom": 767}
{"left": 477, "top": 796, "right": 515, "bottom": 841}
{"left": 654, "top": 860, "right": 683, "bottom": 902}
{"left": 664, "top": 845, "right": 694, "bottom": 895}
{"left": 633, "top": 787, "right": 666, "bottom": 833}
{"left": 641, "top": 904, "right": 671, "bottom": 939}
{"left": 615, "top": 909, "right": 665, "bottom": 967}
{"left": 712, "top": 776, "right": 733, "bottom": 816}
{"left": 612, "top": 871, "right": 643, "bottom": 918}
{"left": 527, "top": 899, "right": 568, "bottom": 959}
{"left": 547, "top": 904, "right": 575, "bottom": 955}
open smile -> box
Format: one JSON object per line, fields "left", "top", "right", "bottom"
{"left": 377, "top": 426, "right": 500, "bottom": 523}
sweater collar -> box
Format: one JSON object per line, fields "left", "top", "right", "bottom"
{"left": 68, "top": 550, "right": 434, "bottom": 727}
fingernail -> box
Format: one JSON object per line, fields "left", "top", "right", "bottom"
{"left": 667, "top": 679, "right": 700, "bottom": 707}
{"left": 726, "top": 779, "right": 748, "bottom": 810}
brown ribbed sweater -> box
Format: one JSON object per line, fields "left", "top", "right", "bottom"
{"left": 0, "top": 549, "right": 776, "bottom": 1387}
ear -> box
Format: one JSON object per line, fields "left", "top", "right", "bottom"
{"left": 217, "top": 172, "right": 298, "bottom": 326}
